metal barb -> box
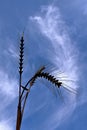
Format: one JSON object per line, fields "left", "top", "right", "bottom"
{"left": 19, "top": 33, "right": 24, "bottom": 74}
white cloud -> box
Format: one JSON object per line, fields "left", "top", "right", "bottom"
{"left": 0, "top": 70, "right": 18, "bottom": 99}
{"left": 4, "top": 38, "right": 19, "bottom": 59}
{"left": 29, "top": 5, "right": 79, "bottom": 129}
{"left": 8, "top": 46, "right": 19, "bottom": 59}
{"left": 82, "top": 4, "right": 87, "bottom": 15}
{"left": 30, "top": 6, "right": 65, "bottom": 46}
{"left": 0, "top": 70, "right": 18, "bottom": 130}
{"left": 0, "top": 120, "right": 13, "bottom": 130}
{"left": 30, "top": 4, "right": 79, "bottom": 93}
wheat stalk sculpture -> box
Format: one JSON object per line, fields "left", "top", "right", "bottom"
{"left": 16, "top": 34, "right": 76, "bottom": 130}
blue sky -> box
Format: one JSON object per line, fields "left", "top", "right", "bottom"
{"left": 0, "top": 0, "right": 87, "bottom": 130}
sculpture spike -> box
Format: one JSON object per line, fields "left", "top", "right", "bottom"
{"left": 19, "top": 33, "right": 24, "bottom": 74}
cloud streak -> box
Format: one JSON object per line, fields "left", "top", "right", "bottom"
{"left": 0, "top": 120, "right": 13, "bottom": 130}
{"left": 29, "top": 5, "right": 79, "bottom": 129}
{"left": 0, "top": 70, "right": 18, "bottom": 99}
{"left": 0, "top": 69, "right": 18, "bottom": 130}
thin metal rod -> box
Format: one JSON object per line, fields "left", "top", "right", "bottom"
{"left": 20, "top": 77, "right": 33, "bottom": 100}
{"left": 21, "top": 85, "right": 31, "bottom": 117}
{"left": 16, "top": 73, "right": 22, "bottom": 130}
{"left": 16, "top": 33, "right": 24, "bottom": 130}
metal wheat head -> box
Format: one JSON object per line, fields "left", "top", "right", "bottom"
{"left": 19, "top": 34, "right": 24, "bottom": 74}
{"left": 30, "top": 66, "right": 62, "bottom": 88}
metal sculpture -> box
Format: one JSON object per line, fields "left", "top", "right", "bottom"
{"left": 16, "top": 34, "right": 76, "bottom": 130}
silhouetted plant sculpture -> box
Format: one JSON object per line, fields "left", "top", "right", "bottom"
{"left": 16, "top": 34, "right": 76, "bottom": 130}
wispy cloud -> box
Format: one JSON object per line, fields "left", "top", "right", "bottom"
{"left": 7, "top": 45, "right": 19, "bottom": 59}
{"left": 29, "top": 5, "right": 79, "bottom": 129}
{"left": 0, "top": 70, "right": 18, "bottom": 99}
{"left": 82, "top": 4, "right": 87, "bottom": 15}
{"left": 0, "top": 69, "right": 18, "bottom": 130}
{"left": 0, "top": 120, "right": 13, "bottom": 130}
{"left": 3, "top": 38, "right": 19, "bottom": 59}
